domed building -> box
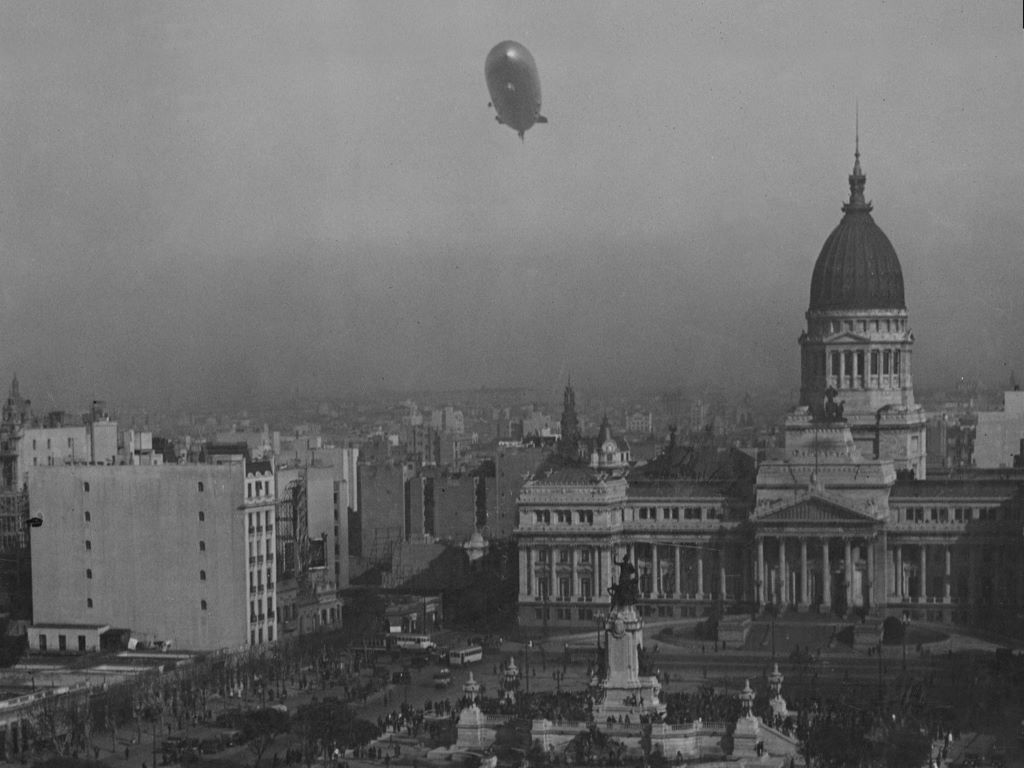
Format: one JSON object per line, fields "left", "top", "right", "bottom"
{"left": 797, "top": 141, "right": 927, "bottom": 478}
{"left": 514, "top": 140, "right": 1022, "bottom": 634}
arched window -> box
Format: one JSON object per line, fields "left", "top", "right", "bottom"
{"left": 200, "top": 570, "right": 206, "bottom": 581}
{"left": 84, "top": 511, "right": 91, "bottom": 522}
{"left": 198, "top": 482, "right": 204, "bottom": 492}
{"left": 87, "top": 598, "right": 93, "bottom": 608}
{"left": 85, "top": 540, "right": 91, "bottom": 551}
{"left": 198, "top": 510, "right": 205, "bottom": 522}
{"left": 86, "top": 569, "right": 92, "bottom": 579}
{"left": 201, "top": 600, "right": 208, "bottom": 611}
{"left": 199, "top": 541, "right": 206, "bottom": 552}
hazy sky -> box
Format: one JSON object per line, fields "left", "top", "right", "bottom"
{"left": 1, "top": 2, "right": 1021, "bottom": 410}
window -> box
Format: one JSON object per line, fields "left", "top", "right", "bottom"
{"left": 86, "top": 598, "right": 93, "bottom": 608}
{"left": 198, "top": 482, "right": 204, "bottom": 492}
{"left": 198, "top": 510, "right": 205, "bottom": 522}
{"left": 84, "top": 511, "right": 91, "bottom": 522}
{"left": 86, "top": 569, "right": 92, "bottom": 579}
{"left": 581, "top": 578, "right": 592, "bottom": 598}
{"left": 199, "top": 540, "right": 206, "bottom": 552}
{"left": 559, "top": 549, "right": 570, "bottom": 563}
{"left": 85, "top": 540, "right": 91, "bottom": 551}
{"left": 68, "top": 437, "right": 74, "bottom": 448}
{"left": 556, "top": 511, "right": 571, "bottom": 524}
{"left": 871, "top": 350, "right": 879, "bottom": 375}
{"left": 78, "top": 635, "right": 86, "bottom": 652}
{"left": 893, "top": 350, "right": 901, "bottom": 375}
{"left": 38, "top": 634, "right": 47, "bottom": 651}
{"left": 83, "top": 481, "right": 89, "bottom": 492}
{"left": 201, "top": 600, "right": 208, "bottom": 610}
{"left": 580, "top": 549, "right": 592, "bottom": 563}
{"left": 199, "top": 570, "right": 206, "bottom": 581}
{"left": 684, "top": 507, "right": 701, "bottom": 520}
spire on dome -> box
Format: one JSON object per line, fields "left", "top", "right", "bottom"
{"left": 843, "top": 110, "right": 871, "bottom": 213}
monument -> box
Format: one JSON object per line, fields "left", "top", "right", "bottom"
{"left": 592, "top": 555, "right": 666, "bottom": 723}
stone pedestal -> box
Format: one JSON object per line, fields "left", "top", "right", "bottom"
{"left": 733, "top": 715, "right": 760, "bottom": 759}
{"left": 592, "top": 604, "right": 665, "bottom": 722}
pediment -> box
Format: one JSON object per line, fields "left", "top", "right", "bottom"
{"left": 825, "top": 331, "right": 871, "bottom": 344}
{"left": 753, "top": 493, "right": 880, "bottom": 526}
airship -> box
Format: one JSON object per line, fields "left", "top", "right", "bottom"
{"left": 485, "top": 40, "right": 547, "bottom": 140}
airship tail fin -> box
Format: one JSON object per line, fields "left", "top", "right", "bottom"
{"left": 536, "top": 115, "right": 548, "bottom": 124}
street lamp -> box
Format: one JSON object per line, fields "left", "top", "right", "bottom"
{"left": 901, "top": 612, "right": 911, "bottom": 671}
{"left": 525, "top": 640, "right": 533, "bottom": 694}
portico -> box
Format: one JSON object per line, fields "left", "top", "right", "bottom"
{"left": 751, "top": 493, "right": 884, "bottom": 615}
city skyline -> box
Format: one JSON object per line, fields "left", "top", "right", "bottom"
{"left": 1, "top": 2, "right": 1021, "bottom": 411}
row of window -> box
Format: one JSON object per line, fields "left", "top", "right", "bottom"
{"left": 533, "top": 604, "right": 696, "bottom": 622}
{"left": 822, "top": 318, "right": 907, "bottom": 335}
{"left": 81, "top": 509, "right": 207, "bottom": 522}
{"left": 895, "top": 506, "right": 1009, "bottom": 523}
{"left": 82, "top": 481, "right": 205, "bottom": 492}
{"left": 85, "top": 539, "right": 209, "bottom": 551}
{"left": 532, "top": 510, "right": 595, "bottom": 525}
{"left": 534, "top": 548, "right": 593, "bottom": 564}
{"left": 636, "top": 506, "right": 712, "bottom": 521}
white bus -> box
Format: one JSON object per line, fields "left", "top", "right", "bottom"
{"left": 389, "top": 633, "right": 436, "bottom": 652}
{"left": 447, "top": 645, "right": 484, "bottom": 666}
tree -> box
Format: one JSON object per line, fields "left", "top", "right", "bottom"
{"left": 293, "top": 699, "right": 379, "bottom": 766}
{"left": 241, "top": 708, "right": 290, "bottom": 768}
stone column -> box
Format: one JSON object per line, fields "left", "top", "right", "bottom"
{"left": 696, "top": 547, "right": 705, "bottom": 599}
{"left": 844, "top": 538, "right": 853, "bottom": 608}
{"left": 800, "top": 538, "right": 809, "bottom": 608}
{"left": 719, "top": 548, "right": 727, "bottom": 601}
{"left": 944, "top": 546, "right": 952, "bottom": 602}
{"left": 519, "top": 548, "right": 530, "bottom": 597}
{"left": 757, "top": 538, "right": 766, "bottom": 605}
{"left": 866, "top": 540, "right": 875, "bottom": 609}
{"left": 918, "top": 545, "right": 927, "bottom": 601}
{"left": 571, "top": 549, "right": 579, "bottom": 598}
{"left": 674, "top": 545, "right": 682, "bottom": 597}
{"left": 779, "top": 538, "right": 788, "bottom": 606}
{"left": 652, "top": 544, "right": 660, "bottom": 598}
{"left": 550, "top": 547, "right": 557, "bottom": 599}
{"left": 821, "top": 539, "right": 831, "bottom": 609}
{"left": 895, "top": 545, "right": 903, "bottom": 598}
{"left": 600, "top": 547, "right": 612, "bottom": 598}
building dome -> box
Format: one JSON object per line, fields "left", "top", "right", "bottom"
{"left": 809, "top": 147, "right": 905, "bottom": 312}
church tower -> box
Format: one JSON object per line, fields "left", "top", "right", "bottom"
{"left": 558, "top": 378, "right": 581, "bottom": 461}
{"left": 797, "top": 138, "right": 926, "bottom": 477}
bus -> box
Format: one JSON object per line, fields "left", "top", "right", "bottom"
{"left": 389, "top": 633, "right": 436, "bottom": 652}
{"left": 448, "top": 645, "right": 484, "bottom": 666}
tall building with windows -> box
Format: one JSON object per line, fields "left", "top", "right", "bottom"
{"left": 515, "top": 143, "right": 1022, "bottom": 632}
{"left": 28, "top": 461, "right": 277, "bottom": 652}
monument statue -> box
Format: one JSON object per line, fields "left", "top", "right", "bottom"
{"left": 608, "top": 553, "right": 639, "bottom": 607}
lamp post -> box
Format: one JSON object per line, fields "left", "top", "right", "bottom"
{"left": 552, "top": 670, "right": 564, "bottom": 693}
{"left": 901, "top": 612, "right": 911, "bottom": 672}
{"left": 525, "top": 640, "right": 532, "bottom": 694}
